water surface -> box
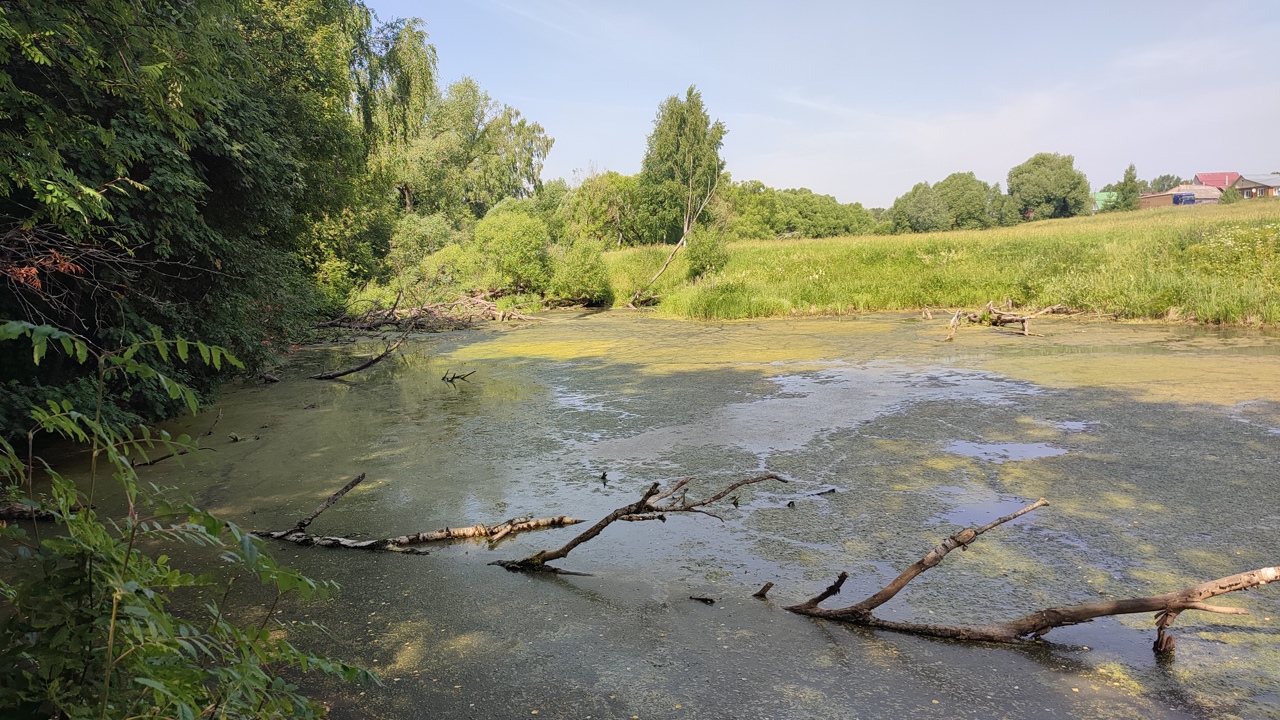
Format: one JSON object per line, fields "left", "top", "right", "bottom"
{"left": 137, "top": 312, "right": 1280, "bottom": 719}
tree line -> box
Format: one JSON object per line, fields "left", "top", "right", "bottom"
{"left": 0, "top": 0, "right": 1212, "bottom": 431}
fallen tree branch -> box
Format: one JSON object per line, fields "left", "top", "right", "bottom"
{"left": 316, "top": 294, "right": 541, "bottom": 332}
{"left": 491, "top": 473, "right": 787, "bottom": 575}
{"left": 785, "top": 498, "right": 1278, "bottom": 654}
{"left": 942, "top": 302, "right": 1066, "bottom": 341}
{"left": 256, "top": 515, "right": 583, "bottom": 554}
{"left": 253, "top": 474, "right": 581, "bottom": 552}
{"left": 309, "top": 327, "right": 411, "bottom": 380}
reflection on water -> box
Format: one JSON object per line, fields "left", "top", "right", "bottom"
{"left": 944, "top": 440, "right": 1069, "bottom": 464}
{"left": 117, "top": 311, "right": 1279, "bottom": 719}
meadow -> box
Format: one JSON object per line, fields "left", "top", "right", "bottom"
{"left": 607, "top": 200, "right": 1280, "bottom": 323}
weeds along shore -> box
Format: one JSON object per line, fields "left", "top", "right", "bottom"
{"left": 606, "top": 200, "right": 1280, "bottom": 323}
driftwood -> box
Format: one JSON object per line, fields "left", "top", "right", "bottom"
{"left": 253, "top": 473, "right": 581, "bottom": 553}
{"left": 317, "top": 294, "right": 540, "bottom": 332}
{"left": 309, "top": 327, "right": 412, "bottom": 380}
{"left": 786, "top": 498, "right": 1277, "bottom": 654}
{"left": 491, "top": 473, "right": 787, "bottom": 575}
{"left": 943, "top": 302, "right": 1068, "bottom": 341}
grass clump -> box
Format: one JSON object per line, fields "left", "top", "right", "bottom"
{"left": 606, "top": 201, "right": 1280, "bottom": 322}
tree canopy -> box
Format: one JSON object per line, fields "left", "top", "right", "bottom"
{"left": 1007, "top": 153, "right": 1091, "bottom": 220}
{"left": 638, "top": 85, "right": 727, "bottom": 245}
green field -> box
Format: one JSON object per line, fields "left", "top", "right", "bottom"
{"left": 606, "top": 200, "right": 1280, "bottom": 323}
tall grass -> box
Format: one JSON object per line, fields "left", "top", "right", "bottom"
{"left": 605, "top": 201, "right": 1280, "bottom": 323}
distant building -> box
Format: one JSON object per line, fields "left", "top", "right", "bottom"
{"left": 1137, "top": 184, "right": 1220, "bottom": 209}
{"left": 1231, "top": 174, "right": 1280, "bottom": 199}
{"left": 1092, "top": 191, "right": 1118, "bottom": 212}
{"left": 1193, "top": 172, "right": 1241, "bottom": 189}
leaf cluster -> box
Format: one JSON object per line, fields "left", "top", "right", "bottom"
{"left": 0, "top": 323, "right": 370, "bottom": 718}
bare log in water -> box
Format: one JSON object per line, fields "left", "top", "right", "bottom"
{"left": 253, "top": 473, "right": 581, "bottom": 552}
{"left": 785, "top": 498, "right": 1277, "bottom": 654}
{"left": 256, "top": 515, "right": 583, "bottom": 554}
{"left": 491, "top": 473, "right": 787, "bottom": 575}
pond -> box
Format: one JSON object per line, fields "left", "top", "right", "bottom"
{"left": 136, "top": 311, "right": 1280, "bottom": 719}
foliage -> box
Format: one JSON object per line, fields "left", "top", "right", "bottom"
{"left": 0, "top": 0, "right": 375, "bottom": 425}
{"left": 609, "top": 200, "right": 1280, "bottom": 322}
{"left": 684, "top": 226, "right": 730, "bottom": 279}
{"left": 547, "top": 238, "right": 614, "bottom": 306}
{"left": 380, "top": 76, "right": 553, "bottom": 222}
{"left": 1102, "top": 164, "right": 1142, "bottom": 213}
{"left": 722, "top": 181, "right": 875, "bottom": 240}
{"left": 1220, "top": 186, "right": 1243, "bottom": 204}
{"left": 0, "top": 322, "right": 370, "bottom": 718}
{"left": 932, "top": 172, "right": 999, "bottom": 230}
{"left": 565, "top": 171, "right": 641, "bottom": 247}
{"left": 386, "top": 212, "right": 465, "bottom": 275}
{"left": 472, "top": 212, "right": 552, "bottom": 294}
{"left": 1151, "top": 174, "right": 1184, "bottom": 194}
{"left": 889, "top": 182, "right": 951, "bottom": 233}
{"left": 1007, "top": 152, "right": 1092, "bottom": 220}
{"left": 638, "top": 86, "right": 727, "bottom": 244}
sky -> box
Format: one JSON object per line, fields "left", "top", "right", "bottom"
{"left": 363, "top": 0, "right": 1280, "bottom": 207}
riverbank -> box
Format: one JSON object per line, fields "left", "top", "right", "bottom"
{"left": 607, "top": 200, "right": 1280, "bottom": 323}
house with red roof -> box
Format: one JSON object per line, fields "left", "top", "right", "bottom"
{"left": 1193, "top": 172, "right": 1240, "bottom": 189}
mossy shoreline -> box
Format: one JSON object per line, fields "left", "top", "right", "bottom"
{"left": 606, "top": 201, "right": 1280, "bottom": 324}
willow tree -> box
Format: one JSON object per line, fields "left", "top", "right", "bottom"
{"left": 628, "top": 86, "right": 726, "bottom": 305}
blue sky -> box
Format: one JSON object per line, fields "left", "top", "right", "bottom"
{"left": 364, "top": 0, "right": 1280, "bottom": 207}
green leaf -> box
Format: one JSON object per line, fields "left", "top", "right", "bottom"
{"left": 175, "top": 337, "right": 189, "bottom": 362}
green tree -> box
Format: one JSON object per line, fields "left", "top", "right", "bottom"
{"left": 0, "top": 0, "right": 374, "bottom": 430}
{"left": 889, "top": 182, "right": 951, "bottom": 233}
{"left": 1007, "top": 153, "right": 1091, "bottom": 220}
{"left": 1220, "top": 186, "right": 1243, "bottom": 204}
{"left": 1150, "top": 174, "right": 1185, "bottom": 193}
{"left": 472, "top": 212, "right": 551, "bottom": 294}
{"left": 1102, "top": 163, "right": 1142, "bottom": 212}
{"left": 933, "top": 172, "right": 994, "bottom": 230}
{"left": 628, "top": 86, "right": 727, "bottom": 304}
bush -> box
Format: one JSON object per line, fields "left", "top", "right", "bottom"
{"left": 0, "top": 323, "right": 371, "bottom": 719}
{"left": 548, "top": 238, "right": 614, "bottom": 306}
{"left": 684, "top": 226, "right": 730, "bottom": 279}
{"left": 387, "top": 213, "right": 462, "bottom": 274}
{"left": 473, "top": 213, "right": 552, "bottom": 294}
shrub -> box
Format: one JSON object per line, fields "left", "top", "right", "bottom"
{"left": 684, "top": 226, "right": 729, "bottom": 279}
{"left": 0, "top": 322, "right": 371, "bottom": 719}
{"left": 548, "top": 238, "right": 614, "bottom": 306}
{"left": 473, "top": 213, "right": 552, "bottom": 294}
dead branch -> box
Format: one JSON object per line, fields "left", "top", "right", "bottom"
{"left": 293, "top": 473, "right": 366, "bottom": 532}
{"left": 309, "top": 327, "right": 411, "bottom": 380}
{"left": 941, "top": 302, "right": 1069, "bottom": 341}
{"left": 0, "top": 503, "right": 55, "bottom": 521}
{"left": 253, "top": 473, "right": 580, "bottom": 552}
{"left": 492, "top": 473, "right": 787, "bottom": 574}
{"left": 316, "top": 294, "right": 541, "bottom": 332}
{"left": 785, "top": 498, "right": 1278, "bottom": 654}
{"left": 256, "top": 515, "right": 583, "bottom": 554}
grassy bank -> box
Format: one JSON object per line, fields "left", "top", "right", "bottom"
{"left": 605, "top": 201, "right": 1280, "bottom": 323}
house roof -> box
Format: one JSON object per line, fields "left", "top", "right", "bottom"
{"left": 1193, "top": 172, "right": 1240, "bottom": 188}
{"left": 1166, "top": 184, "right": 1221, "bottom": 199}
{"left": 1236, "top": 174, "right": 1280, "bottom": 188}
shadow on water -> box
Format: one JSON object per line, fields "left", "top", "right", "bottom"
{"left": 107, "top": 312, "right": 1280, "bottom": 719}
